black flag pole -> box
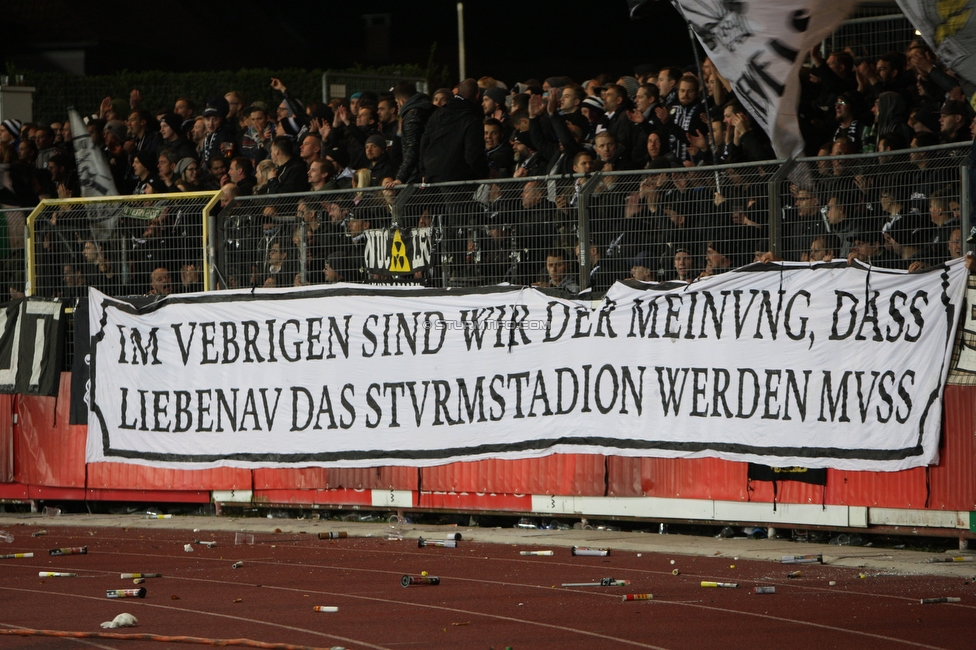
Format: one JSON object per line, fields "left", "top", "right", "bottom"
{"left": 628, "top": 1, "right": 720, "bottom": 185}
{"left": 671, "top": 2, "right": 720, "bottom": 171}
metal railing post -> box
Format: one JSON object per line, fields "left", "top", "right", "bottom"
{"left": 767, "top": 159, "right": 795, "bottom": 258}
{"left": 23, "top": 201, "right": 48, "bottom": 297}
{"left": 577, "top": 173, "right": 604, "bottom": 292}
{"left": 390, "top": 184, "right": 418, "bottom": 228}
{"left": 201, "top": 191, "right": 223, "bottom": 291}
{"left": 962, "top": 157, "right": 972, "bottom": 254}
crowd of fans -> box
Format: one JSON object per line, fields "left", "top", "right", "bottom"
{"left": 0, "top": 36, "right": 973, "bottom": 300}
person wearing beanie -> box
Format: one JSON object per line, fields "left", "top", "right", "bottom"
{"left": 104, "top": 120, "right": 126, "bottom": 145}
{"left": 175, "top": 157, "right": 201, "bottom": 191}
{"left": 511, "top": 128, "right": 545, "bottom": 177}
{"left": 618, "top": 76, "right": 640, "bottom": 100}
{"left": 482, "top": 86, "right": 508, "bottom": 122}
{"left": 349, "top": 92, "right": 363, "bottom": 116}
{"left": 0, "top": 119, "right": 22, "bottom": 149}
{"left": 544, "top": 77, "right": 570, "bottom": 92}
{"left": 365, "top": 132, "right": 395, "bottom": 186}
{"left": 158, "top": 112, "right": 195, "bottom": 160}
{"left": 581, "top": 95, "right": 605, "bottom": 118}
{"left": 131, "top": 149, "right": 159, "bottom": 195}
{"left": 175, "top": 157, "right": 195, "bottom": 178}
{"left": 580, "top": 95, "right": 605, "bottom": 143}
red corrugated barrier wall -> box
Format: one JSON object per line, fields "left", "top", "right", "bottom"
{"left": 1, "top": 374, "right": 975, "bottom": 516}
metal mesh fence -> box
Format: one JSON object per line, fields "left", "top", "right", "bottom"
{"left": 777, "top": 142, "right": 971, "bottom": 267}
{"left": 397, "top": 176, "right": 582, "bottom": 289}
{"left": 0, "top": 206, "right": 29, "bottom": 298}
{"left": 23, "top": 142, "right": 971, "bottom": 305}
{"left": 215, "top": 185, "right": 408, "bottom": 290}
{"left": 26, "top": 191, "right": 220, "bottom": 301}
{"left": 211, "top": 142, "right": 968, "bottom": 297}
{"left": 823, "top": 12, "right": 917, "bottom": 59}
{"left": 585, "top": 162, "right": 781, "bottom": 288}
{"left": 322, "top": 73, "right": 428, "bottom": 103}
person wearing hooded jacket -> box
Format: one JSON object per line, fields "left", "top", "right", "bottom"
{"left": 872, "top": 92, "right": 914, "bottom": 150}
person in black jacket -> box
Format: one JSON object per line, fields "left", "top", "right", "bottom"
{"left": 419, "top": 79, "right": 488, "bottom": 183}
{"left": 722, "top": 99, "right": 776, "bottom": 163}
{"left": 418, "top": 78, "right": 488, "bottom": 284}
{"left": 267, "top": 136, "right": 310, "bottom": 194}
{"left": 157, "top": 113, "right": 196, "bottom": 160}
{"left": 386, "top": 82, "right": 432, "bottom": 187}
{"left": 365, "top": 134, "right": 397, "bottom": 186}
{"left": 201, "top": 97, "right": 237, "bottom": 172}
{"left": 484, "top": 118, "right": 514, "bottom": 178}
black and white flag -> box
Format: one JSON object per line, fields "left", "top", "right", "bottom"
{"left": 897, "top": 1, "right": 976, "bottom": 92}
{"left": 672, "top": 0, "right": 857, "bottom": 158}
{"left": 68, "top": 107, "right": 121, "bottom": 240}
{"left": 0, "top": 299, "right": 64, "bottom": 396}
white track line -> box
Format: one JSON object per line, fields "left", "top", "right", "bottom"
{"left": 6, "top": 540, "right": 968, "bottom": 649}
{"left": 0, "top": 586, "right": 387, "bottom": 650}
{"left": 165, "top": 562, "right": 963, "bottom": 650}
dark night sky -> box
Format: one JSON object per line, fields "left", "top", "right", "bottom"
{"left": 4, "top": 0, "right": 695, "bottom": 83}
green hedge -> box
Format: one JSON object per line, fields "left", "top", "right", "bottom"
{"left": 20, "top": 64, "right": 433, "bottom": 124}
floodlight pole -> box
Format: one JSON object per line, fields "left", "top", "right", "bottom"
{"left": 457, "top": 3, "right": 466, "bottom": 81}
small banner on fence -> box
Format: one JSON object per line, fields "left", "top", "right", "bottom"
{"left": 363, "top": 227, "right": 432, "bottom": 277}
{"left": 747, "top": 463, "right": 827, "bottom": 485}
{"left": 0, "top": 298, "right": 64, "bottom": 396}
{"left": 86, "top": 260, "right": 967, "bottom": 471}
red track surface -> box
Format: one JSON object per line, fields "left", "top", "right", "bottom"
{"left": 0, "top": 524, "right": 974, "bottom": 649}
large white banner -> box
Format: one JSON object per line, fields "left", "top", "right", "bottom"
{"left": 897, "top": 1, "right": 976, "bottom": 92}
{"left": 673, "top": 0, "right": 857, "bottom": 158}
{"left": 87, "top": 260, "right": 968, "bottom": 471}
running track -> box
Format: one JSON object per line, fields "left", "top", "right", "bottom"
{"left": 0, "top": 522, "right": 973, "bottom": 649}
